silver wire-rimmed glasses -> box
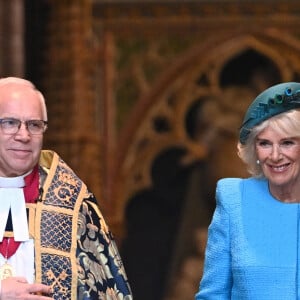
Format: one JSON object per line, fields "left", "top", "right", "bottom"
{"left": 0, "top": 118, "right": 48, "bottom": 135}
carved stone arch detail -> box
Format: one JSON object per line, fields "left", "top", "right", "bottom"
{"left": 210, "top": 34, "right": 293, "bottom": 85}
{"left": 113, "top": 29, "right": 300, "bottom": 224}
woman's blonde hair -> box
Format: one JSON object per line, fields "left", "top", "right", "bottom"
{"left": 238, "top": 109, "right": 300, "bottom": 177}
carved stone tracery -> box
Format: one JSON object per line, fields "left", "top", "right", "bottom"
{"left": 108, "top": 31, "right": 300, "bottom": 226}
{"left": 93, "top": 3, "right": 300, "bottom": 298}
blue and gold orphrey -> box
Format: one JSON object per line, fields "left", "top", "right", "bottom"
{"left": 35, "top": 150, "right": 86, "bottom": 299}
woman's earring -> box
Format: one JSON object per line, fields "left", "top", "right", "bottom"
{"left": 256, "top": 160, "right": 260, "bottom": 165}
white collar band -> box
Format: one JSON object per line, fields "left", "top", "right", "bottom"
{"left": 0, "top": 172, "right": 32, "bottom": 241}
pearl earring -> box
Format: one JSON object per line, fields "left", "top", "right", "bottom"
{"left": 256, "top": 160, "right": 260, "bottom": 165}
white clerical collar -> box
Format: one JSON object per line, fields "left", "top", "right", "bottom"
{"left": 0, "top": 170, "right": 32, "bottom": 242}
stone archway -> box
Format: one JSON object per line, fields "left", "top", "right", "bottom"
{"left": 116, "top": 30, "right": 300, "bottom": 300}
{"left": 115, "top": 30, "right": 300, "bottom": 223}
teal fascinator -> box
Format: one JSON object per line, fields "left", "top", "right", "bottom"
{"left": 239, "top": 82, "right": 300, "bottom": 144}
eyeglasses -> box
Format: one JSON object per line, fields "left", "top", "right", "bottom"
{"left": 0, "top": 118, "right": 48, "bottom": 135}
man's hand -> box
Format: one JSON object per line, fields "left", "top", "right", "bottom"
{"left": 1, "top": 277, "right": 53, "bottom": 299}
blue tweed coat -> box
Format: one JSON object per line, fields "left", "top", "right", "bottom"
{"left": 195, "top": 177, "right": 300, "bottom": 299}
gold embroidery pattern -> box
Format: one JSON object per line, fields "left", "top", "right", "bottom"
{"left": 38, "top": 154, "right": 84, "bottom": 300}
{"left": 43, "top": 254, "right": 71, "bottom": 298}
{"left": 44, "top": 161, "right": 82, "bottom": 208}
{"left": 40, "top": 211, "right": 72, "bottom": 250}
{"left": 36, "top": 151, "right": 132, "bottom": 299}
{"left": 77, "top": 201, "right": 133, "bottom": 300}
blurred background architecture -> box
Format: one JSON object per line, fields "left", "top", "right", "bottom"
{"left": 1, "top": 0, "right": 300, "bottom": 299}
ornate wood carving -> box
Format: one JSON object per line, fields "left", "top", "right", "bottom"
{"left": 93, "top": 1, "right": 300, "bottom": 234}
{"left": 93, "top": 2, "right": 300, "bottom": 297}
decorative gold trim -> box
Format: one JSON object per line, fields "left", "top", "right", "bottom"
{"left": 3, "top": 231, "right": 13, "bottom": 238}
{"left": 34, "top": 150, "right": 88, "bottom": 299}
{"left": 27, "top": 203, "right": 36, "bottom": 239}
